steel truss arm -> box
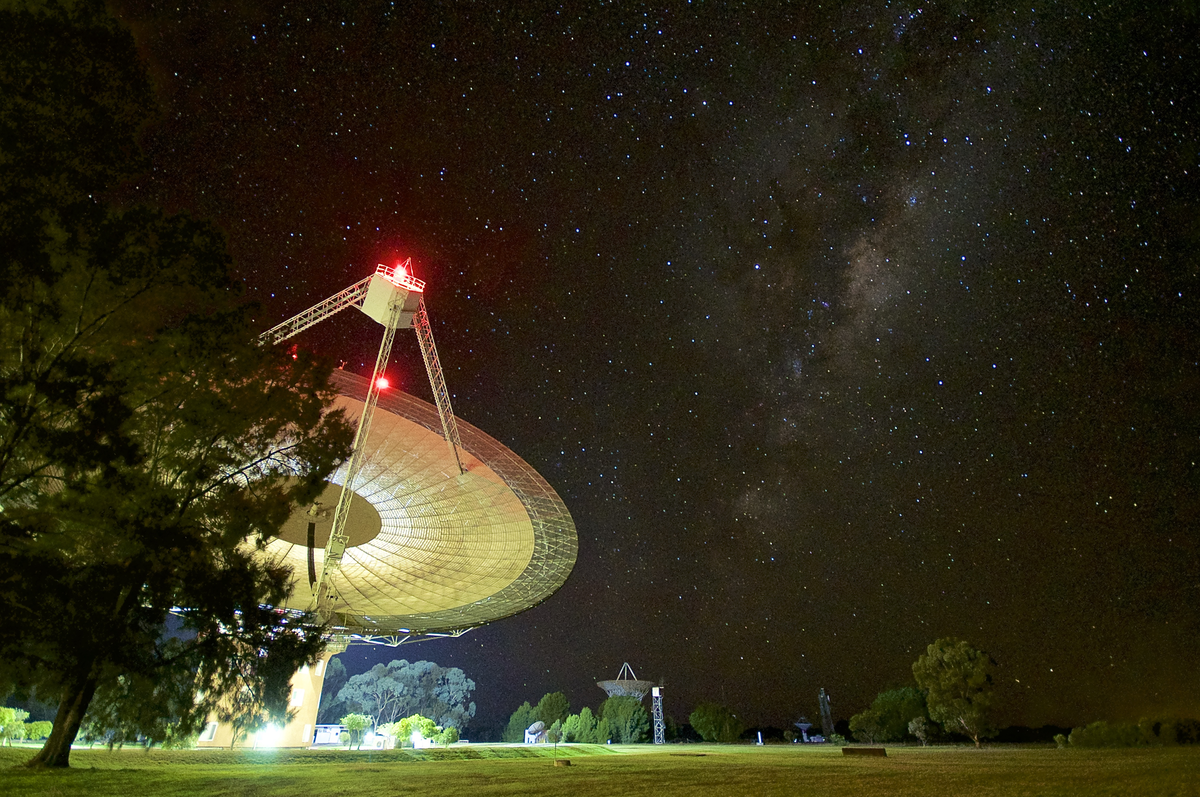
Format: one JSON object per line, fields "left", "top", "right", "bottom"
{"left": 258, "top": 265, "right": 464, "bottom": 619}
{"left": 414, "top": 298, "right": 464, "bottom": 475}
{"left": 340, "top": 628, "right": 472, "bottom": 648}
{"left": 313, "top": 299, "right": 402, "bottom": 618}
{"left": 258, "top": 276, "right": 372, "bottom": 345}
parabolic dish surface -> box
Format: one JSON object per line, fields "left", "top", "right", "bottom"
{"left": 261, "top": 370, "right": 576, "bottom": 635}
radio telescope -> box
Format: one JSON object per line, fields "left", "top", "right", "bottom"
{"left": 597, "top": 662, "right": 656, "bottom": 700}
{"left": 199, "top": 262, "right": 576, "bottom": 748}
{"left": 259, "top": 262, "right": 577, "bottom": 644}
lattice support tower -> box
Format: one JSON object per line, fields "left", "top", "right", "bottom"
{"left": 651, "top": 686, "right": 665, "bottom": 745}
{"left": 312, "top": 301, "right": 401, "bottom": 612}
{"left": 414, "top": 298, "right": 464, "bottom": 474}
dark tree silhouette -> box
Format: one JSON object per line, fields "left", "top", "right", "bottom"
{"left": 0, "top": 0, "right": 353, "bottom": 767}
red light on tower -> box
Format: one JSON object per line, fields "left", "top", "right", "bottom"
{"left": 374, "top": 260, "right": 425, "bottom": 292}
{"left": 375, "top": 376, "right": 390, "bottom": 390}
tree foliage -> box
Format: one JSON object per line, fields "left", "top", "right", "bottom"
{"left": 378, "top": 713, "right": 438, "bottom": 747}
{"left": 1067, "top": 720, "right": 1144, "bottom": 748}
{"left": 398, "top": 713, "right": 438, "bottom": 745}
{"left": 562, "top": 706, "right": 598, "bottom": 743}
{"left": 315, "top": 656, "right": 349, "bottom": 725}
{"left": 0, "top": 708, "right": 30, "bottom": 746}
{"left": 850, "top": 687, "right": 928, "bottom": 743}
{"left": 25, "top": 720, "right": 53, "bottom": 741}
{"left": 77, "top": 664, "right": 200, "bottom": 750}
{"left": 689, "top": 702, "right": 744, "bottom": 743}
{"left": 503, "top": 701, "right": 537, "bottom": 743}
{"left": 0, "top": 0, "right": 354, "bottom": 768}
{"left": 912, "top": 638, "right": 997, "bottom": 748}
{"left": 335, "top": 659, "right": 475, "bottom": 730}
{"left": 848, "top": 708, "right": 884, "bottom": 744}
{"left": 1141, "top": 718, "right": 1200, "bottom": 746}
{"left": 535, "top": 691, "right": 570, "bottom": 727}
{"left": 340, "top": 713, "right": 371, "bottom": 749}
{"left": 601, "top": 696, "right": 650, "bottom": 744}
{"left": 1062, "top": 717, "right": 1200, "bottom": 749}
{"left": 908, "top": 717, "right": 929, "bottom": 746}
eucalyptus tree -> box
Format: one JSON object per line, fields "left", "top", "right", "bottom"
{"left": 0, "top": 0, "right": 353, "bottom": 767}
{"left": 912, "top": 637, "right": 997, "bottom": 748}
{"left": 337, "top": 660, "right": 476, "bottom": 730}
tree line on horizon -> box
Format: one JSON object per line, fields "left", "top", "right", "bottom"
{"left": 501, "top": 691, "right": 651, "bottom": 744}
{"left": 494, "top": 637, "right": 1200, "bottom": 749}
{"left": 847, "top": 638, "right": 1200, "bottom": 749}
{"left": 495, "top": 641, "right": 991, "bottom": 747}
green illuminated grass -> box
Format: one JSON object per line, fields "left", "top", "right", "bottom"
{"left": 1, "top": 744, "right": 1197, "bottom": 796}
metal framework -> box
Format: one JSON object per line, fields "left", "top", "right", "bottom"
{"left": 310, "top": 370, "right": 577, "bottom": 635}
{"left": 259, "top": 276, "right": 371, "bottom": 345}
{"left": 260, "top": 262, "right": 458, "bottom": 620}
{"left": 328, "top": 628, "right": 473, "bottom": 649}
{"left": 414, "top": 299, "right": 464, "bottom": 475}
{"left": 652, "top": 687, "right": 665, "bottom": 745}
{"left": 597, "top": 662, "right": 656, "bottom": 701}
{"left": 312, "top": 300, "right": 402, "bottom": 613}
{"left": 258, "top": 262, "right": 576, "bottom": 634}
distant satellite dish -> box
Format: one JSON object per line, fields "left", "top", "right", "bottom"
{"left": 597, "top": 662, "right": 656, "bottom": 700}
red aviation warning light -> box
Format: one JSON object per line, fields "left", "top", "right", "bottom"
{"left": 377, "top": 260, "right": 425, "bottom": 292}
{"left": 375, "top": 376, "right": 390, "bottom": 390}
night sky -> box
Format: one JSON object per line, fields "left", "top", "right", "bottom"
{"left": 113, "top": 2, "right": 1198, "bottom": 732}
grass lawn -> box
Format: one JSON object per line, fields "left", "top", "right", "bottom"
{"left": 1, "top": 743, "right": 1198, "bottom": 796}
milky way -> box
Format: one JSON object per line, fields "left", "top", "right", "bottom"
{"left": 115, "top": 2, "right": 1199, "bottom": 732}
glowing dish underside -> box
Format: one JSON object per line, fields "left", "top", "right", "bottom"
{"left": 262, "top": 371, "right": 577, "bottom": 635}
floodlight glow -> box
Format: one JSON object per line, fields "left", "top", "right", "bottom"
{"left": 254, "top": 725, "right": 285, "bottom": 748}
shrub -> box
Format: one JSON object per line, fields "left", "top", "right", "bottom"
{"left": 160, "top": 728, "right": 198, "bottom": 749}
{"left": 1135, "top": 717, "right": 1200, "bottom": 746}
{"left": 689, "top": 703, "right": 743, "bottom": 744}
{"left": 340, "top": 714, "right": 371, "bottom": 749}
{"left": 24, "top": 721, "right": 53, "bottom": 741}
{"left": 1068, "top": 721, "right": 1143, "bottom": 748}
{"left": 1170, "top": 719, "right": 1200, "bottom": 745}
{"left": 908, "top": 717, "right": 929, "bottom": 746}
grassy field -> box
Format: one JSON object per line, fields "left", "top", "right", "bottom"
{"left": 1, "top": 743, "right": 1198, "bottom": 796}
